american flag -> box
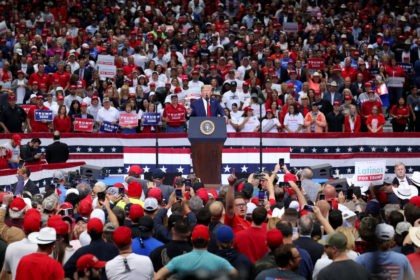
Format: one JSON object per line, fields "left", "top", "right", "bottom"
{"left": 1, "top": 132, "right": 419, "bottom": 185}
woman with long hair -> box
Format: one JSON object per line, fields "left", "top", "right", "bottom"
{"left": 53, "top": 105, "right": 72, "bottom": 132}
{"left": 283, "top": 103, "right": 304, "bottom": 133}
{"left": 68, "top": 100, "right": 81, "bottom": 123}
{"left": 237, "top": 106, "right": 260, "bottom": 132}
{"left": 344, "top": 104, "right": 361, "bottom": 133}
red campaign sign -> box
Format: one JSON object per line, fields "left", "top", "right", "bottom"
{"left": 307, "top": 58, "right": 325, "bottom": 70}
{"left": 357, "top": 174, "right": 383, "bottom": 181}
{"left": 119, "top": 113, "right": 138, "bottom": 127}
{"left": 74, "top": 118, "right": 94, "bottom": 132}
{"left": 21, "top": 105, "right": 35, "bottom": 115}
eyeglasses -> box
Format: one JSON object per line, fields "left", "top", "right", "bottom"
{"left": 235, "top": 203, "right": 246, "bottom": 208}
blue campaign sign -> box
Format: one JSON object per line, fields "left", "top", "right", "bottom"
{"left": 99, "top": 121, "right": 119, "bottom": 133}
{"left": 398, "top": 63, "right": 413, "bottom": 74}
{"left": 143, "top": 112, "right": 161, "bottom": 126}
{"left": 34, "top": 110, "right": 53, "bottom": 121}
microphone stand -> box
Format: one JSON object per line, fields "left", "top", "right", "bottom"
{"left": 155, "top": 101, "right": 159, "bottom": 168}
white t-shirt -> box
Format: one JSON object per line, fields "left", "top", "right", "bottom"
{"left": 2, "top": 142, "right": 20, "bottom": 162}
{"left": 238, "top": 116, "right": 260, "bottom": 132}
{"left": 283, "top": 113, "right": 304, "bottom": 132}
{"left": 105, "top": 253, "right": 154, "bottom": 280}
{"left": 261, "top": 118, "right": 281, "bottom": 132}
{"left": 3, "top": 238, "right": 37, "bottom": 279}
{"left": 222, "top": 91, "right": 241, "bottom": 110}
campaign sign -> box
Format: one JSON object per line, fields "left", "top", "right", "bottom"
{"left": 354, "top": 160, "right": 386, "bottom": 187}
{"left": 98, "top": 65, "right": 117, "bottom": 79}
{"left": 21, "top": 105, "right": 35, "bottom": 115}
{"left": 398, "top": 63, "right": 413, "bottom": 75}
{"left": 97, "top": 55, "right": 115, "bottom": 66}
{"left": 387, "top": 77, "right": 405, "bottom": 88}
{"left": 74, "top": 118, "right": 94, "bottom": 132}
{"left": 283, "top": 22, "right": 298, "bottom": 33}
{"left": 34, "top": 110, "right": 53, "bottom": 122}
{"left": 119, "top": 113, "right": 138, "bottom": 127}
{"left": 143, "top": 112, "right": 161, "bottom": 126}
{"left": 307, "top": 58, "right": 325, "bottom": 70}
{"left": 100, "top": 121, "right": 119, "bottom": 133}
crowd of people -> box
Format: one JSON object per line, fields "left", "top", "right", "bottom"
{"left": 0, "top": 0, "right": 418, "bottom": 134}
{"left": 0, "top": 161, "right": 420, "bottom": 279}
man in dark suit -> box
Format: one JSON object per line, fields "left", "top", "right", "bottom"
{"left": 293, "top": 215, "right": 324, "bottom": 266}
{"left": 73, "top": 57, "right": 93, "bottom": 84}
{"left": 45, "top": 131, "right": 69, "bottom": 163}
{"left": 189, "top": 85, "right": 225, "bottom": 117}
{"left": 12, "top": 166, "right": 39, "bottom": 195}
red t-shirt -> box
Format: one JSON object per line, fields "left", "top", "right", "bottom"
{"left": 233, "top": 226, "right": 268, "bottom": 263}
{"left": 390, "top": 105, "right": 410, "bottom": 125}
{"left": 51, "top": 71, "right": 70, "bottom": 89}
{"left": 163, "top": 104, "right": 187, "bottom": 127}
{"left": 28, "top": 72, "right": 50, "bottom": 88}
{"left": 366, "top": 114, "right": 386, "bottom": 133}
{"left": 28, "top": 105, "right": 51, "bottom": 132}
{"left": 407, "top": 252, "right": 420, "bottom": 278}
{"left": 15, "top": 253, "right": 64, "bottom": 280}
{"left": 224, "top": 214, "right": 251, "bottom": 234}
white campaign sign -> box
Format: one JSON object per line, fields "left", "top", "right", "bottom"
{"left": 0, "top": 21, "right": 7, "bottom": 35}
{"left": 354, "top": 160, "right": 386, "bottom": 187}
{"left": 98, "top": 65, "right": 117, "bottom": 79}
{"left": 97, "top": 55, "right": 115, "bottom": 67}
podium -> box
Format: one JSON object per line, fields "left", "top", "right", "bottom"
{"left": 188, "top": 117, "right": 227, "bottom": 187}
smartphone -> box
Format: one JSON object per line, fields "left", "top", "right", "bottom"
{"left": 118, "top": 187, "right": 125, "bottom": 195}
{"left": 97, "top": 191, "right": 106, "bottom": 201}
{"left": 185, "top": 179, "right": 191, "bottom": 187}
{"left": 279, "top": 158, "right": 285, "bottom": 167}
{"left": 258, "top": 191, "right": 265, "bottom": 200}
{"left": 346, "top": 188, "right": 354, "bottom": 200}
{"left": 303, "top": 205, "right": 314, "bottom": 212}
{"left": 175, "top": 189, "right": 182, "bottom": 200}
{"left": 319, "top": 194, "right": 325, "bottom": 200}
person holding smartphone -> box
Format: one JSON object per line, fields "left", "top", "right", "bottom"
{"left": 19, "top": 138, "right": 42, "bottom": 163}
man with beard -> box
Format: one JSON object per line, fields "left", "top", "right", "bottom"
{"left": 76, "top": 254, "right": 106, "bottom": 280}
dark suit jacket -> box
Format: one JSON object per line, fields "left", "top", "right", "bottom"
{"left": 190, "top": 98, "right": 225, "bottom": 117}
{"left": 12, "top": 179, "right": 39, "bottom": 195}
{"left": 293, "top": 236, "right": 324, "bottom": 266}
{"left": 73, "top": 67, "right": 93, "bottom": 83}
{"left": 73, "top": 113, "right": 94, "bottom": 120}
{"left": 45, "top": 141, "right": 69, "bottom": 163}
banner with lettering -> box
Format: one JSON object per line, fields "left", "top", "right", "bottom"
{"left": 307, "top": 58, "right": 325, "bottom": 70}
{"left": 74, "top": 118, "right": 94, "bottom": 132}
{"left": 283, "top": 22, "right": 298, "bottom": 33}
{"left": 99, "top": 121, "right": 119, "bottom": 133}
{"left": 34, "top": 110, "right": 53, "bottom": 121}
{"left": 119, "top": 113, "right": 138, "bottom": 127}
{"left": 142, "top": 112, "right": 161, "bottom": 126}
{"left": 98, "top": 65, "right": 117, "bottom": 80}
{"left": 354, "top": 160, "right": 386, "bottom": 187}
{"left": 21, "top": 105, "right": 35, "bottom": 115}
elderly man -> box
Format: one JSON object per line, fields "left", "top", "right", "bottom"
{"left": 189, "top": 85, "right": 225, "bottom": 117}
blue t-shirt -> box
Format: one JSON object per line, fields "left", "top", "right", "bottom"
{"left": 132, "top": 236, "right": 164, "bottom": 256}
{"left": 355, "top": 250, "right": 415, "bottom": 280}
{"left": 166, "top": 249, "right": 234, "bottom": 278}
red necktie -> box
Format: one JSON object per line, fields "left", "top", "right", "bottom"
{"left": 207, "top": 100, "right": 211, "bottom": 116}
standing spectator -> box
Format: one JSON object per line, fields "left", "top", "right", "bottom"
{"left": 355, "top": 223, "right": 415, "bottom": 280}
{"left": 300, "top": 167, "right": 321, "bottom": 203}
{"left": 261, "top": 109, "right": 281, "bottom": 133}
{"left": 162, "top": 94, "right": 187, "bottom": 133}
{"left": 105, "top": 226, "right": 154, "bottom": 280}
{"left": 0, "top": 94, "right": 27, "bottom": 133}
{"left": 132, "top": 216, "right": 164, "bottom": 256}
{"left": 53, "top": 105, "right": 72, "bottom": 133}
{"left": 407, "top": 226, "right": 420, "bottom": 278}
{"left": 294, "top": 215, "right": 324, "bottom": 266}
{"left": 76, "top": 254, "right": 106, "bottom": 280}
{"left": 343, "top": 104, "right": 361, "bottom": 133}
{"left": 154, "top": 225, "right": 237, "bottom": 279}
{"left": 407, "top": 85, "right": 420, "bottom": 131}
{"left": 97, "top": 97, "right": 120, "bottom": 126}
{"left": 326, "top": 101, "right": 344, "bottom": 132}
{"left": 390, "top": 97, "right": 410, "bottom": 132}
{"left": 1, "top": 134, "right": 21, "bottom": 168}
{"left": 366, "top": 106, "right": 386, "bottom": 133}
{"left": 317, "top": 232, "right": 370, "bottom": 280}
{"left": 385, "top": 58, "right": 406, "bottom": 106}
{"left": 15, "top": 227, "right": 64, "bottom": 280}
{"left": 234, "top": 207, "right": 268, "bottom": 263}
{"left": 283, "top": 103, "right": 304, "bottom": 133}
{"left": 26, "top": 95, "right": 51, "bottom": 132}
{"left": 45, "top": 131, "right": 69, "bottom": 164}
{"left": 304, "top": 103, "right": 327, "bottom": 133}
{"left": 237, "top": 107, "right": 260, "bottom": 132}
{"left": 255, "top": 244, "right": 305, "bottom": 280}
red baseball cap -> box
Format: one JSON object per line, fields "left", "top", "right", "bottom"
{"left": 129, "top": 204, "right": 144, "bottom": 221}
{"left": 79, "top": 199, "right": 93, "bottom": 216}
{"left": 113, "top": 226, "right": 132, "bottom": 248}
{"left": 10, "top": 197, "right": 26, "bottom": 211}
{"left": 266, "top": 229, "right": 283, "bottom": 250}
{"left": 76, "top": 254, "right": 106, "bottom": 271}
{"left": 191, "top": 224, "right": 210, "bottom": 241}
{"left": 23, "top": 213, "right": 41, "bottom": 233}
{"left": 87, "top": 218, "right": 103, "bottom": 234}
{"left": 196, "top": 188, "right": 209, "bottom": 204}
{"left": 127, "top": 181, "right": 142, "bottom": 198}
{"left": 147, "top": 187, "right": 162, "bottom": 200}
{"left": 128, "top": 165, "right": 143, "bottom": 175}
{"left": 57, "top": 95, "right": 64, "bottom": 101}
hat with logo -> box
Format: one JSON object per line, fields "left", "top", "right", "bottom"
{"left": 375, "top": 223, "right": 395, "bottom": 240}
{"left": 76, "top": 254, "right": 106, "bottom": 271}
{"left": 144, "top": 197, "right": 159, "bottom": 211}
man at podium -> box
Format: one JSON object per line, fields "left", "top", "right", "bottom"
{"left": 189, "top": 85, "right": 225, "bottom": 117}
